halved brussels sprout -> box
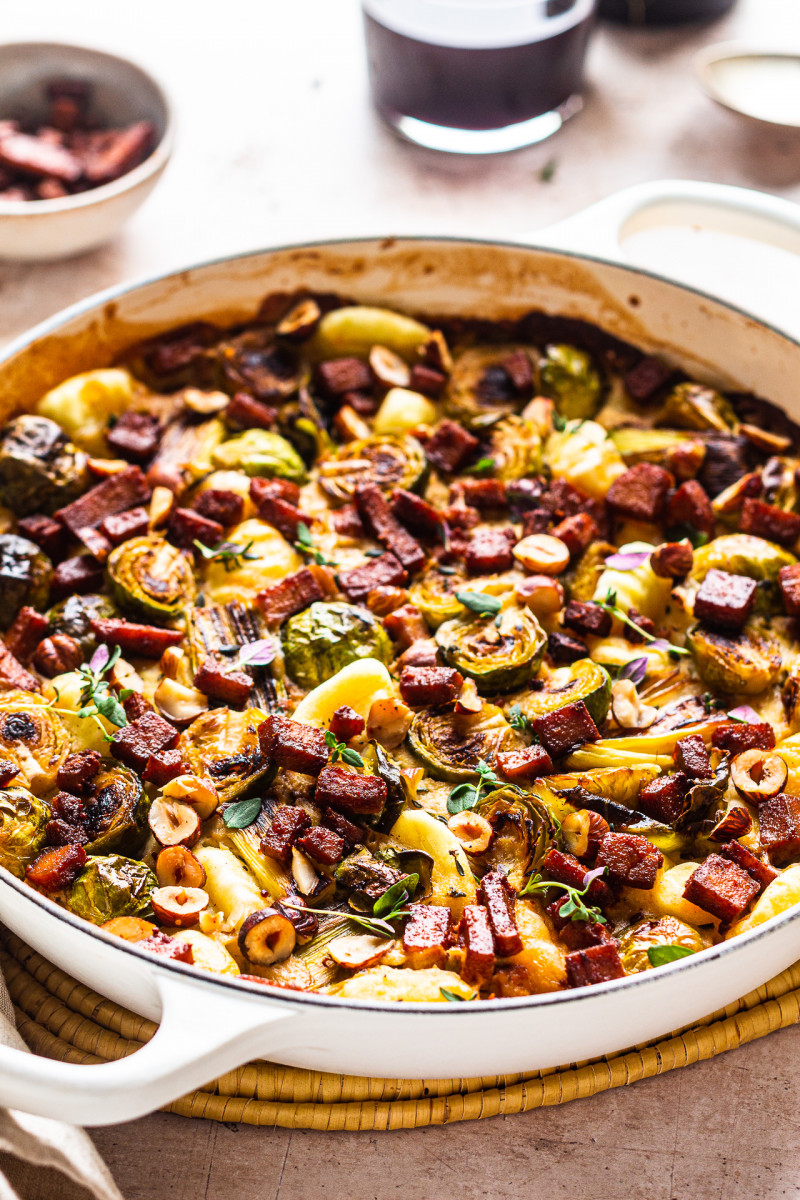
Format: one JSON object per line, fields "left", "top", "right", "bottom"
{"left": 687, "top": 623, "right": 782, "bottom": 695}
{"left": 215, "top": 329, "right": 309, "bottom": 400}
{"left": 488, "top": 416, "right": 542, "bottom": 481}
{"left": 374, "top": 845, "right": 435, "bottom": 900}
{"left": 335, "top": 848, "right": 404, "bottom": 909}
{"left": 443, "top": 345, "right": 535, "bottom": 430}
{"left": 565, "top": 541, "right": 616, "bottom": 603}
{"left": 277, "top": 387, "right": 333, "bottom": 464}
{"left": 546, "top": 764, "right": 660, "bottom": 808}
{"left": 307, "top": 306, "right": 430, "bottom": 363}
{"left": 539, "top": 343, "right": 603, "bottom": 420}
{"left": 282, "top": 602, "right": 392, "bottom": 690}
{"left": 507, "top": 659, "right": 612, "bottom": 727}
{"left": 410, "top": 567, "right": 468, "bottom": 629}
{"left": 212, "top": 430, "right": 307, "bottom": 484}
{"left": 0, "top": 415, "right": 88, "bottom": 517}
{"left": 66, "top": 855, "right": 157, "bottom": 926}
{"left": 48, "top": 593, "right": 117, "bottom": 655}
{"left": 408, "top": 704, "right": 525, "bottom": 782}
{"left": 178, "top": 706, "right": 270, "bottom": 802}
{"left": 692, "top": 534, "right": 796, "bottom": 588}
{"left": 318, "top": 434, "right": 427, "bottom": 505}
{"left": 85, "top": 763, "right": 148, "bottom": 856}
{"left": 619, "top": 915, "right": 704, "bottom": 973}
{"left": 0, "top": 693, "right": 69, "bottom": 794}
{"left": 0, "top": 787, "right": 50, "bottom": 878}
{"left": 610, "top": 427, "right": 690, "bottom": 465}
{"left": 436, "top": 606, "right": 546, "bottom": 693}
{"left": 38, "top": 368, "right": 138, "bottom": 456}
{"left": 107, "top": 536, "right": 196, "bottom": 622}
{"left": 0, "top": 534, "right": 52, "bottom": 628}
{"left": 475, "top": 787, "right": 556, "bottom": 890}
{"left": 661, "top": 382, "right": 736, "bottom": 432}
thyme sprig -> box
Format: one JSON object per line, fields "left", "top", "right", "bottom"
{"left": 284, "top": 873, "right": 418, "bottom": 939}
{"left": 597, "top": 589, "right": 689, "bottom": 658}
{"left": 447, "top": 759, "right": 503, "bottom": 815}
{"left": 324, "top": 729, "right": 365, "bottom": 769}
{"left": 519, "top": 866, "right": 608, "bottom": 925}
{"left": 76, "top": 644, "right": 129, "bottom": 729}
{"left": 194, "top": 538, "right": 259, "bottom": 572}
{"left": 294, "top": 521, "right": 337, "bottom": 567}
{"left": 507, "top": 703, "right": 531, "bottom": 733}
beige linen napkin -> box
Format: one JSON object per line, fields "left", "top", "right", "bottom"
{"left": 0, "top": 961, "right": 124, "bottom": 1200}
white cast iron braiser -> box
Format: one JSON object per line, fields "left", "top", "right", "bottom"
{"left": 1, "top": 180, "right": 800, "bottom": 1126}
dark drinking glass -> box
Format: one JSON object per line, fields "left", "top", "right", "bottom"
{"left": 363, "top": 0, "right": 596, "bottom": 154}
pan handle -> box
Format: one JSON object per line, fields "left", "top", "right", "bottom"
{"left": 0, "top": 970, "right": 304, "bottom": 1126}
{"left": 526, "top": 177, "right": 800, "bottom": 265}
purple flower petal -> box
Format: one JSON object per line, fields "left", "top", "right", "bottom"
{"left": 727, "top": 704, "right": 760, "bottom": 724}
{"left": 604, "top": 551, "right": 651, "bottom": 571}
{"left": 89, "top": 644, "right": 109, "bottom": 673}
{"left": 618, "top": 656, "right": 648, "bottom": 686}
{"left": 582, "top": 865, "right": 607, "bottom": 888}
{"left": 238, "top": 638, "right": 277, "bottom": 668}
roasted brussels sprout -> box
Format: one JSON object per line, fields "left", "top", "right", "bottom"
{"left": 66, "top": 855, "right": 156, "bottom": 926}
{"left": 282, "top": 602, "right": 392, "bottom": 690}
{"left": 436, "top": 606, "right": 546, "bottom": 693}
{"left": 619, "top": 916, "right": 704, "bottom": 973}
{"left": 692, "top": 534, "right": 796, "bottom": 586}
{"left": 610, "top": 427, "right": 690, "bottom": 465}
{"left": 661, "top": 382, "right": 736, "bottom": 432}
{"left": 488, "top": 416, "right": 542, "bottom": 481}
{"left": 212, "top": 430, "right": 307, "bottom": 484}
{"left": 507, "top": 659, "right": 612, "bottom": 726}
{"left": 443, "top": 345, "right": 535, "bottom": 430}
{"left": 178, "top": 706, "right": 270, "bottom": 802}
{"left": 565, "top": 542, "right": 616, "bottom": 603}
{"left": 107, "top": 536, "right": 196, "bottom": 622}
{"left": 215, "top": 329, "right": 308, "bottom": 400}
{"left": 687, "top": 623, "right": 782, "bottom": 695}
{"left": 410, "top": 567, "right": 468, "bottom": 629}
{"left": 38, "top": 368, "right": 137, "bottom": 456}
{"left": 475, "top": 787, "right": 556, "bottom": 890}
{"left": 0, "top": 693, "right": 69, "bottom": 794}
{"left": 0, "top": 534, "right": 52, "bottom": 628}
{"left": 48, "top": 593, "right": 117, "bottom": 655}
{"left": 0, "top": 415, "right": 88, "bottom": 517}
{"left": 374, "top": 845, "right": 434, "bottom": 900}
{"left": 408, "top": 704, "right": 524, "bottom": 782}
{"left": 335, "top": 848, "right": 405, "bottom": 909}
{"left": 307, "top": 306, "right": 430, "bottom": 363}
{"left": 539, "top": 343, "right": 604, "bottom": 420}
{"left": 319, "top": 434, "right": 427, "bottom": 505}
{"left": 85, "top": 763, "right": 148, "bottom": 856}
{"left": 0, "top": 787, "right": 50, "bottom": 878}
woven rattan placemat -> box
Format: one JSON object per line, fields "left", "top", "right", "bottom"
{"left": 2, "top": 926, "right": 799, "bottom": 1130}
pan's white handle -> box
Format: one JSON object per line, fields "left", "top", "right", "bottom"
{"left": 0, "top": 971, "right": 303, "bottom": 1126}
{"left": 526, "top": 178, "right": 800, "bottom": 263}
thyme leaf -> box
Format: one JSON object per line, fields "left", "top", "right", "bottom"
{"left": 194, "top": 538, "right": 259, "bottom": 572}
{"left": 519, "top": 866, "right": 608, "bottom": 925}
{"left": 323, "top": 729, "right": 365, "bottom": 768}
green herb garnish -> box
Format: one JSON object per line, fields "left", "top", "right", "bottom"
{"left": 222, "top": 795, "right": 263, "bottom": 829}
{"left": 294, "top": 521, "right": 337, "bottom": 567}
{"left": 455, "top": 591, "right": 502, "bottom": 616}
{"left": 440, "top": 987, "right": 468, "bottom": 1002}
{"left": 647, "top": 944, "right": 694, "bottom": 967}
{"left": 463, "top": 456, "right": 496, "bottom": 477}
{"left": 323, "top": 729, "right": 365, "bottom": 769}
{"left": 596, "top": 589, "right": 689, "bottom": 657}
{"left": 447, "top": 759, "right": 501, "bottom": 815}
{"left": 76, "top": 644, "right": 128, "bottom": 729}
{"left": 194, "top": 538, "right": 259, "bottom": 572}
{"left": 507, "top": 703, "right": 530, "bottom": 733}
{"left": 285, "top": 873, "right": 418, "bottom": 938}
{"left": 519, "top": 867, "right": 608, "bottom": 925}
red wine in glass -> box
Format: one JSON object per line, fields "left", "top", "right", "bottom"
{"left": 362, "top": 0, "right": 596, "bottom": 154}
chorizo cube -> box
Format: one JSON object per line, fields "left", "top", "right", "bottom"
{"left": 638, "top": 772, "right": 689, "bottom": 824}
{"left": 758, "top": 794, "right": 800, "bottom": 864}
{"left": 4, "top": 606, "right": 49, "bottom": 665}
{"left": 256, "top": 567, "right": 325, "bottom": 625}
{"left": 168, "top": 506, "right": 223, "bottom": 551}
{"left": 595, "top": 832, "right": 662, "bottom": 889}
{"left": 665, "top": 479, "right": 714, "bottom": 534}
{"left": 477, "top": 870, "right": 522, "bottom": 956}
{"left": 111, "top": 711, "right": 178, "bottom": 772}
{"left": 0, "top": 759, "right": 18, "bottom": 787}
{"left": 672, "top": 734, "right": 713, "bottom": 779}
{"left": 91, "top": 616, "right": 184, "bottom": 660}
{"left": 457, "top": 479, "right": 508, "bottom": 512}
{"left": 193, "top": 657, "right": 252, "bottom": 707}
{"left": 548, "top": 898, "right": 614, "bottom": 950}
{"left": 260, "top": 806, "right": 311, "bottom": 864}
{"left": 778, "top": 563, "right": 800, "bottom": 617}
{"left": 409, "top": 363, "right": 447, "bottom": 397}
{"left": 712, "top": 722, "right": 776, "bottom": 754}
{"left": 355, "top": 483, "right": 426, "bottom": 574}
{"left": 315, "top": 765, "right": 387, "bottom": 815}
{"left": 694, "top": 568, "right": 756, "bottom": 631}
{"left": 382, "top": 604, "right": 429, "bottom": 650}
{"left": 142, "top": 748, "right": 186, "bottom": 787}
{"left": 328, "top": 705, "right": 365, "bottom": 742}
{"left": 314, "top": 357, "right": 372, "bottom": 398}
{"left": 682, "top": 854, "right": 760, "bottom": 923}
{"left": 106, "top": 411, "right": 162, "bottom": 463}
{"left": 741, "top": 498, "right": 800, "bottom": 548}
{"left": 563, "top": 600, "right": 612, "bottom": 639}
{"left": 719, "top": 840, "right": 778, "bottom": 893}
{"left": 399, "top": 666, "right": 463, "bottom": 708}
{"left": 606, "top": 463, "right": 674, "bottom": 522}
{"left": 547, "top": 631, "right": 588, "bottom": 664}
{"left": 193, "top": 488, "right": 245, "bottom": 528}
{"left": 551, "top": 513, "right": 598, "bottom": 558}
{"left": 332, "top": 503, "right": 366, "bottom": 540}
{"left": 542, "top": 848, "right": 614, "bottom": 907}
{"left": 532, "top": 700, "right": 600, "bottom": 759}
{"left": 99, "top": 506, "right": 150, "bottom": 546}
{"left": 624, "top": 355, "right": 674, "bottom": 403}
{"left": 0, "top": 642, "right": 39, "bottom": 694}
{"left": 425, "top": 420, "right": 479, "bottom": 474}
{"left": 295, "top": 825, "right": 345, "bottom": 865}
{"left": 57, "top": 749, "right": 101, "bottom": 795}
{"left": 459, "top": 904, "right": 495, "bottom": 987}
{"left": 225, "top": 392, "right": 278, "bottom": 430}
{"left": 403, "top": 903, "right": 451, "bottom": 968}
{"left": 465, "top": 527, "right": 515, "bottom": 575}
{"left": 250, "top": 481, "right": 307, "bottom": 541}
{"left": 16, "top": 514, "right": 66, "bottom": 560}
{"left": 565, "top": 943, "right": 625, "bottom": 988}
{"left": 258, "top": 715, "right": 328, "bottom": 776}
{"left": 391, "top": 489, "right": 443, "bottom": 539}
{"left": 322, "top": 807, "right": 363, "bottom": 852}
{"left": 26, "top": 844, "right": 87, "bottom": 892}
{"left": 338, "top": 552, "right": 408, "bottom": 603}
{"left": 50, "top": 555, "right": 104, "bottom": 601}
{"left": 496, "top": 744, "right": 553, "bottom": 782}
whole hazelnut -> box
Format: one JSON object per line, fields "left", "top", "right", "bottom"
{"left": 33, "top": 634, "right": 83, "bottom": 677}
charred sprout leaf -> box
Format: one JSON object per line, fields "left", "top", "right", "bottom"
{"left": 454, "top": 591, "right": 502, "bottom": 616}
{"left": 519, "top": 866, "right": 608, "bottom": 925}
{"left": 108, "top": 536, "right": 195, "bottom": 621}
{"left": 0, "top": 534, "right": 53, "bottom": 628}
{"left": 437, "top": 605, "right": 546, "bottom": 693}
{"left": 0, "top": 414, "right": 88, "bottom": 517}
{"left": 447, "top": 759, "right": 501, "bottom": 815}
{"left": 85, "top": 763, "right": 147, "bottom": 855}
{"left": 373, "top": 873, "right": 419, "bottom": 920}
{"left": 440, "top": 987, "right": 468, "bottom": 1002}
{"left": 194, "top": 538, "right": 259, "bottom": 573}
{"left": 222, "top": 795, "right": 263, "bottom": 829}
{"left": 410, "top": 704, "right": 524, "bottom": 783}
{"left": 324, "top": 729, "right": 365, "bottom": 769}
{"left": 647, "top": 944, "right": 695, "bottom": 967}
{"left": 76, "top": 644, "right": 127, "bottom": 729}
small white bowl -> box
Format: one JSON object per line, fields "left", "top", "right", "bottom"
{"left": 696, "top": 41, "right": 800, "bottom": 132}
{"left": 0, "top": 41, "right": 173, "bottom": 260}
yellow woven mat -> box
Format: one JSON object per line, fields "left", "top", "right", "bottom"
{"left": 3, "top": 926, "right": 800, "bottom": 1130}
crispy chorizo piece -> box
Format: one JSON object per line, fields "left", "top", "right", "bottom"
{"left": 168, "top": 506, "right": 223, "bottom": 551}
{"left": 295, "top": 825, "right": 345, "bottom": 865}
{"left": 26, "top": 843, "right": 87, "bottom": 892}
{"left": 741, "top": 498, "right": 800, "bottom": 547}
{"left": 16, "top": 514, "right": 66, "bottom": 561}
{"left": 106, "top": 411, "right": 162, "bottom": 464}
{"left": 256, "top": 567, "right": 326, "bottom": 625}
{"left": 666, "top": 479, "right": 714, "bottom": 534}
{"left": 712, "top": 722, "right": 776, "bottom": 754}
{"left": 314, "top": 357, "right": 373, "bottom": 398}
{"left": 666, "top": 440, "right": 706, "bottom": 482}
{"left": 719, "top": 841, "right": 778, "bottom": 893}
{"left": 694, "top": 568, "right": 756, "bottom": 631}
{"left": 624, "top": 355, "right": 674, "bottom": 403}
{"left": 606, "top": 462, "right": 674, "bottom": 522}
{"left": 425, "top": 420, "right": 479, "bottom": 474}
{"left": 502, "top": 350, "right": 534, "bottom": 396}
{"left": 397, "top": 639, "right": 439, "bottom": 670}
{"left": 328, "top": 705, "right": 365, "bottom": 742}
{"left": 542, "top": 848, "right": 614, "bottom": 907}
{"left": 459, "top": 905, "right": 495, "bottom": 986}
{"left": 322, "top": 808, "right": 362, "bottom": 852}
{"left": 399, "top": 665, "right": 463, "bottom": 708}
{"left": 314, "top": 765, "right": 387, "bottom": 815}
{"left": 403, "top": 903, "right": 451, "bottom": 968}
{"left": 99, "top": 506, "right": 150, "bottom": 546}
{"left": 478, "top": 870, "right": 523, "bottom": 956}
{"left": 139, "top": 322, "right": 218, "bottom": 379}
{"left": 565, "top": 943, "right": 625, "bottom": 988}
{"left": 551, "top": 513, "right": 598, "bottom": 558}
{"left": 563, "top": 600, "right": 612, "bottom": 639}
{"left": 258, "top": 715, "right": 328, "bottom": 776}
{"left": 138, "top": 931, "right": 194, "bottom": 964}
{"left": 409, "top": 363, "right": 447, "bottom": 398}
{"left": 55, "top": 465, "right": 150, "bottom": 553}
{"left": 624, "top": 607, "right": 656, "bottom": 645}
{"left": 45, "top": 789, "right": 88, "bottom": 848}
{"left": 464, "top": 527, "right": 515, "bottom": 575}
{"left": 0, "top": 132, "right": 82, "bottom": 181}
{"left": 123, "top": 692, "right": 150, "bottom": 722}
{"left": 81, "top": 121, "right": 155, "bottom": 183}
{"left": 355, "top": 483, "right": 426, "bottom": 574}
{"left": 111, "top": 711, "right": 179, "bottom": 772}
{"left": 4, "top": 606, "right": 49, "bottom": 664}
{"left": 0, "top": 641, "right": 40, "bottom": 693}
{"left": 779, "top": 562, "right": 800, "bottom": 617}
{"left": 142, "top": 748, "right": 186, "bottom": 787}
{"left": 672, "top": 734, "right": 713, "bottom": 779}
{"left": 532, "top": 700, "right": 600, "bottom": 758}
{"left": 249, "top": 478, "right": 308, "bottom": 541}
{"left": 547, "top": 897, "right": 614, "bottom": 950}
{"left": 682, "top": 854, "right": 760, "bottom": 923}
{"left": 595, "top": 832, "right": 662, "bottom": 889}
{"left": 260, "top": 806, "right": 312, "bottom": 864}
{"left": 90, "top": 616, "right": 184, "bottom": 659}
{"left": 193, "top": 656, "right": 252, "bottom": 707}
{"left": 332, "top": 503, "right": 366, "bottom": 539}
{"left": 547, "top": 631, "right": 588, "bottom": 664}
{"left": 496, "top": 745, "right": 553, "bottom": 782}
{"left": 758, "top": 794, "right": 800, "bottom": 864}
{"left": 338, "top": 552, "right": 408, "bottom": 603}
{"left": 0, "top": 759, "right": 18, "bottom": 786}
{"left": 456, "top": 479, "right": 508, "bottom": 512}
{"left": 638, "top": 772, "right": 689, "bottom": 824}
{"left": 193, "top": 488, "right": 244, "bottom": 528}
{"left": 382, "top": 604, "right": 429, "bottom": 650}
{"left": 225, "top": 392, "right": 278, "bottom": 430}
{"left": 57, "top": 750, "right": 102, "bottom": 795}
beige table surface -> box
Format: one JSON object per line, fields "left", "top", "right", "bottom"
{"left": 4, "top": 0, "right": 800, "bottom": 1197}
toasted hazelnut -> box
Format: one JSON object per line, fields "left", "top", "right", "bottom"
{"left": 328, "top": 933, "right": 392, "bottom": 969}
{"left": 513, "top": 533, "right": 570, "bottom": 576}
{"left": 366, "top": 696, "right": 413, "bottom": 749}
{"left": 87, "top": 457, "right": 129, "bottom": 477}
{"left": 238, "top": 907, "right": 297, "bottom": 964}
{"left": 369, "top": 344, "right": 411, "bottom": 389}
{"left": 515, "top": 574, "right": 565, "bottom": 616}
{"left": 561, "top": 809, "right": 610, "bottom": 860}
{"left": 148, "top": 797, "right": 202, "bottom": 848}
{"left": 665, "top": 439, "right": 705, "bottom": 481}
{"left": 156, "top": 845, "right": 207, "bottom": 889}
{"left": 521, "top": 396, "right": 556, "bottom": 436}
{"left": 447, "top": 810, "right": 493, "bottom": 855}
{"left": 291, "top": 847, "right": 319, "bottom": 896}
{"left": 708, "top": 805, "right": 753, "bottom": 842}
{"left": 162, "top": 773, "right": 219, "bottom": 819}
{"left": 182, "top": 388, "right": 229, "bottom": 416}
{"left": 33, "top": 634, "right": 82, "bottom": 676}
{"left": 276, "top": 298, "right": 322, "bottom": 343}
{"left": 154, "top": 677, "right": 209, "bottom": 725}
{"left": 101, "top": 916, "right": 157, "bottom": 942}
{"left": 158, "top": 645, "right": 185, "bottom": 681}
{"left": 730, "top": 748, "right": 788, "bottom": 804}
{"left": 611, "top": 679, "right": 657, "bottom": 731}
{"left": 333, "top": 405, "right": 371, "bottom": 443}
{"left": 148, "top": 485, "right": 174, "bottom": 529}
{"left": 650, "top": 539, "right": 693, "bottom": 580}
{"left": 151, "top": 885, "right": 209, "bottom": 928}
{"left": 454, "top": 678, "right": 483, "bottom": 715}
